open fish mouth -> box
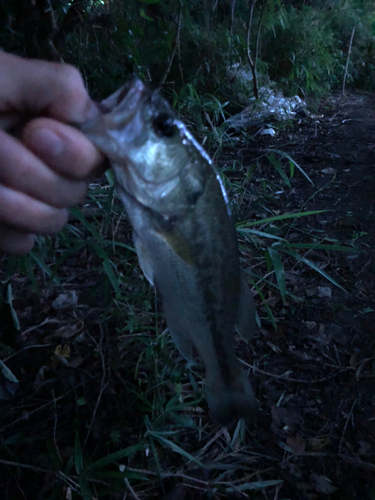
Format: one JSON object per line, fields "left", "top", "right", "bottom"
{"left": 92, "top": 79, "right": 150, "bottom": 128}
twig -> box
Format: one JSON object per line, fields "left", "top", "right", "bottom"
{"left": 83, "top": 327, "right": 108, "bottom": 449}
{"left": 339, "top": 397, "right": 357, "bottom": 454}
{"left": 246, "top": 0, "right": 256, "bottom": 94}
{"left": 246, "top": 0, "right": 269, "bottom": 99}
{"left": 339, "top": 455, "right": 375, "bottom": 472}
{"left": 159, "top": 1, "right": 184, "bottom": 86}
{"left": 228, "top": 0, "right": 237, "bottom": 64}
{"left": 342, "top": 26, "right": 356, "bottom": 96}
{"left": 0, "top": 458, "right": 49, "bottom": 473}
{"left": 124, "top": 478, "right": 142, "bottom": 500}
{"left": 240, "top": 358, "right": 340, "bottom": 384}
{"left": 52, "top": 389, "right": 62, "bottom": 462}
{"left": 21, "top": 317, "right": 59, "bottom": 338}
{"left": 0, "top": 390, "right": 68, "bottom": 433}
{"left": 273, "top": 482, "right": 282, "bottom": 500}
{"left": 4, "top": 343, "right": 53, "bottom": 362}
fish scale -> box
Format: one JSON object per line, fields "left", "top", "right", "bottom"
{"left": 80, "top": 79, "right": 258, "bottom": 425}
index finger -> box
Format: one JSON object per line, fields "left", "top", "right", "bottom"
{"left": 0, "top": 52, "right": 98, "bottom": 124}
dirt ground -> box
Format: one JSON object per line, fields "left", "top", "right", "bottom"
{"left": 0, "top": 92, "right": 374, "bottom": 499}
{"left": 231, "top": 91, "right": 375, "bottom": 498}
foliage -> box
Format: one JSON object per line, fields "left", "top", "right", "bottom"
{"left": 263, "top": 1, "right": 375, "bottom": 95}
{"left": 1, "top": 0, "right": 375, "bottom": 100}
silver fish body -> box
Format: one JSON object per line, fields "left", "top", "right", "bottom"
{"left": 80, "top": 80, "right": 258, "bottom": 424}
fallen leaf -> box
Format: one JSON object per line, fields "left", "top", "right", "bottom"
{"left": 33, "top": 365, "right": 49, "bottom": 388}
{"left": 52, "top": 291, "right": 78, "bottom": 310}
{"left": 321, "top": 168, "right": 337, "bottom": 175}
{"left": 311, "top": 473, "right": 337, "bottom": 494}
{"left": 349, "top": 352, "right": 360, "bottom": 366}
{"left": 317, "top": 287, "right": 331, "bottom": 298}
{"left": 0, "top": 360, "right": 19, "bottom": 400}
{"left": 307, "top": 435, "right": 331, "bottom": 451}
{"left": 305, "top": 287, "right": 318, "bottom": 297}
{"left": 287, "top": 434, "right": 306, "bottom": 453}
{"left": 54, "top": 344, "right": 71, "bottom": 358}
{"left": 69, "top": 356, "right": 85, "bottom": 369}
{"left": 358, "top": 440, "right": 371, "bottom": 455}
{"left": 305, "top": 321, "right": 317, "bottom": 330}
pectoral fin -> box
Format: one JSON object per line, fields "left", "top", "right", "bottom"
{"left": 157, "top": 226, "right": 196, "bottom": 267}
{"left": 133, "top": 224, "right": 195, "bottom": 286}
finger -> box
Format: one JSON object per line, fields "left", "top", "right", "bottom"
{"left": 0, "top": 129, "right": 88, "bottom": 208}
{"left": 0, "top": 226, "right": 35, "bottom": 254}
{"left": 0, "top": 184, "right": 68, "bottom": 234}
{"left": 22, "top": 118, "right": 104, "bottom": 180}
{"left": 0, "top": 52, "right": 99, "bottom": 123}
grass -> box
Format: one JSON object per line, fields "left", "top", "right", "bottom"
{"left": 0, "top": 94, "right": 358, "bottom": 499}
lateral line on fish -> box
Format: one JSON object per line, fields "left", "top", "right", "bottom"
{"left": 174, "top": 119, "right": 232, "bottom": 216}
{"left": 189, "top": 221, "right": 234, "bottom": 385}
{"left": 174, "top": 120, "right": 213, "bottom": 165}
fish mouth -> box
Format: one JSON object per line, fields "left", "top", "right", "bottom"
{"left": 96, "top": 79, "right": 151, "bottom": 127}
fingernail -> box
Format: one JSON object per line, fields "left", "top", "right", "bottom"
{"left": 31, "top": 128, "right": 64, "bottom": 157}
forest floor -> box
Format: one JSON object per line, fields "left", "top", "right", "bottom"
{"left": 0, "top": 91, "right": 374, "bottom": 500}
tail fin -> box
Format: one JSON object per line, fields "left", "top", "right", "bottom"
{"left": 205, "top": 372, "right": 257, "bottom": 425}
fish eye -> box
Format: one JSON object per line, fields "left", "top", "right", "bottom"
{"left": 153, "top": 113, "right": 176, "bottom": 138}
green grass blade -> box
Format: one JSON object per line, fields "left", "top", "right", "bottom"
{"left": 279, "top": 247, "right": 347, "bottom": 292}
{"left": 269, "top": 148, "right": 314, "bottom": 185}
{"left": 227, "top": 479, "right": 284, "bottom": 492}
{"left": 237, "top": 228, "right": 284, "bottom": 240}
{"left": 237, "top": 210, "right": 327, "bottom": 228}
{"left": 267, "top": 247, "right": 286, "bottom": 299}
{"left": 149, "top": 433, "right": 205, "bottom": 467}
{"left": 288, "top": 242, "right": 356, "bottom": 252}
{"left": 30, "top": 251, "right": 61, "bottom": 286}
{"left": 250, "top": 280, "right": 276, "bottom": 329}
{"left": 74, "top": 432, "right": 83, "bottom": 475}
{"left": 92, "top": 244, "right": 121, "bottom": 297}
{"left": 268, "top": 152, "right": 291, "bottom": 187}
{"left": 79, "top": 476, "right": 92, "bottom": 500}
{"left": 69, "top": 207, "right": 101, "bottom": 240}
{"left": 83, "top": 443, "right": 145, "bottom": 473}
{"left": 102, "top": 240, "right": 137, "bottom": 253}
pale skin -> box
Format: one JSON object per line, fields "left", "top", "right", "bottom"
{"left": 0, "top": 51, "right": 104, "bottom": 255}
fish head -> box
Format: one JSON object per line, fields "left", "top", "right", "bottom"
{"left": 81, "top": 80, "right": 209, "bottom": 217}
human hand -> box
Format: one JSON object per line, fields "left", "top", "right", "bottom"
{"left": 0, "top": 51, "right": 104, "bottom": 255}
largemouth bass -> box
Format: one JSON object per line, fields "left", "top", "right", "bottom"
{"left": 80, "top": 80, "right": 258, "bottom": 425}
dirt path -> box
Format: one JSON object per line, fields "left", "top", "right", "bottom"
{"left": 235, "top": 91, "right": 375, "bottom": 498}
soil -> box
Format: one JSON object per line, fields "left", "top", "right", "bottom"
{"left": 228, "top": 91, "right": 375, "bottom": 499}
{"left": 0, "top": 92, "right": 374, "bottom": 499}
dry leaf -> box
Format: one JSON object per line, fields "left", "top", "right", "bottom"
{"left": 52, "top": 291, "right": 78, "bottom": 310}
{"left": 287, "top": 434, "right": 306, "bottom": 453}
{"left": 54, "top": 344, "right": 71, "bottom": 358}
{"left": 307, "top": 435, "right": 331, "bottom": 451}
{"left": 311, "top": 473, "right": 337, "bottom": 494}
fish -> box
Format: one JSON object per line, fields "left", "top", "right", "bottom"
{"left": 80, "top": 79, "right": 258, "bottom": 425}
